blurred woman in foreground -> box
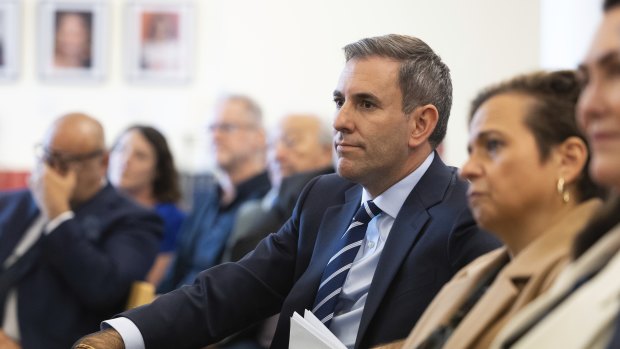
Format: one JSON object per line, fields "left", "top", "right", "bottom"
{"left": 488, "top": 1, "right": 620, "bottom": 347}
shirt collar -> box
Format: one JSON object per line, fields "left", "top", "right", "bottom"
{"left": 361, "top": 152, "right": 434, "bottom": 219}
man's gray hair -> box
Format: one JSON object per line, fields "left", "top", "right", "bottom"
{"left": 222, "top": 94, "right": 264, "bottom": 127}
{"left": 343, "top": 34, "right": 452, "bottom": 148}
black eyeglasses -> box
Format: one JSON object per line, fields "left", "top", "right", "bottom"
{"left": 207, "top": 123, "right": 257, "bottom": 133}
{"left": 34, "top": 144, "right": 104, "bottom": 171}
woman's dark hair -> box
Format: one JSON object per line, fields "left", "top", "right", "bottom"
{"left": 470, "top": 70, "right": 606, "bottom": 203}
{"left": 112, "top": 125, "right": 181, "bottom": 203}
{"left": 605, "top": 0, "right": 620, "bottom": 11}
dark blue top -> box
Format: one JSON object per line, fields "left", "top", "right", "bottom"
{"left": 155, "top": 202, "right": 186, "bottom": 253}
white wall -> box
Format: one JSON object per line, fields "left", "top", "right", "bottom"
{"left": 0, "top": 0, "right": 543, "bottom": 173}
{"left": 540, "top": 0, "right": 602, "bottom": 70}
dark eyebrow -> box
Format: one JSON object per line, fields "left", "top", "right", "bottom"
{"left": 353, "top": 92, "right": 380, "bottom": 101}
{"left": 350, "top": 92, "right": 382, "bottom": 108}
{"left": 332, "top": 90, "right": 382, "bottom": 107}
{"left": 599, "top": 51, "right": 620, "bottom": 67}
{"left": 581, "top": 50, "right": 620, "bottom": 72}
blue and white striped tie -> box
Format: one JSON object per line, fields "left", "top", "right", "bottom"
{"left": 312, "top": 200, "right": 382, "bottom": 327}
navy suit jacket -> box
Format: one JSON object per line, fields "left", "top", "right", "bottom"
{"left": 0, "top": 184, "right": 162, "bottom": 349}
{"left": 122, "top": 154, "right": 501, "bottom": 349}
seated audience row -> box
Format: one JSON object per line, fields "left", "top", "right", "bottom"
{"left": 0, "top": 103, "right": 343, "bottom": 349}
{"left": 75, "top": 33, "right": 501, "bottom": 349}
{"left": 4, "top": 5, "right": 620, "bottom": 346}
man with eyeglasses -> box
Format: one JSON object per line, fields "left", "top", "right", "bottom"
{"left": 156, "top": 94, "right": 271, "bottom": 294}
{"left": 0, "top": 113, "right": 163, "bottom": 349}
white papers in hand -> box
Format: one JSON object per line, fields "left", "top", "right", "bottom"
{"left": 289, "top": 309, "right": 347, "bottom": 349}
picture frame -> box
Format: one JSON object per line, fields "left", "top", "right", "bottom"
{"left": 125, "top": 1, "right": 194, "bottom": 84}
{"left": 0, "top": 0, "right": 20, "bottom": 81}
{"left": 37, "top": 0, "right": 107, "bottom": 83}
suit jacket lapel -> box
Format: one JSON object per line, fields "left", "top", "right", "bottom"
{"left": 446, "top": 252, "right": 517, "bottom": 348}
{"left": 491, "top": 223, "right": 620, "bottom": 348}
{"left": 295, "top": 185, "right": 363, "bottom": 312}
{"left": 356, "top": 154, "right": 451, "bottom": 346}
{"left": 0, "top": 192, "right": 40, "bottom": 266}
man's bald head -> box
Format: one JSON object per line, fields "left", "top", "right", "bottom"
{"left": 270, "top": 113, "right": 334, "bottom": 179}
{"left": 44, "top": 113, "right": 105, "bottom": 151}
{"left": 41, "top": 112, "right": 108, "bottom": 205}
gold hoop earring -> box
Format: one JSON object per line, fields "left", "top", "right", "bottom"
{"left": 557, "top": 177, "right": 570, "bottom": 204}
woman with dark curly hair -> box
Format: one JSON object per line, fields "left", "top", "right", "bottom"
{"left": 109, "top": 125, "right": 186, "bottom": 286}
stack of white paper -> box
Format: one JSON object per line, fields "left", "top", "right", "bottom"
{"left": 289, "top": 309, "right": 347, "bottom": 349}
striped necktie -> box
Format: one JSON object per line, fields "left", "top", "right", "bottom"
{"left": 312, "top": 200, "right": 382, "bottom": 327}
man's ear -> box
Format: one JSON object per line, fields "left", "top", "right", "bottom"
{"left": 101, "top": 151, "right": 110, "bottom": 172}
{"left": 408, "top": 104, "right": 439, "bottom": 148}
{"left": 556, "top": 136, "right": 588, "bottom": 185}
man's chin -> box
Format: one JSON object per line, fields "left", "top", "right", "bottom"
{"left": 336, "top": 163, "right": 360, "bottom": 182}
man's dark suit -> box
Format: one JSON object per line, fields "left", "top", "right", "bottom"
{"left": 0, "top": 184, "right": 162, "bottom": 349}
{"left": 121, "top": 154, "right": 501, "bottom": 349}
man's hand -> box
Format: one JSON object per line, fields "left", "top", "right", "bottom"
{"left": 72, "top": 328, "right": 125, "bottom": 349}
{"left": 29, "top": 162, "right": 76, "bottom": 220}
{"left": 0, "top": 330, "right": 21, "bottom": 349}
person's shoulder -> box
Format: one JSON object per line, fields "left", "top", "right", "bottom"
{"left": 155, "top": 202, "right": 186, "bottom": 220}
{"left": 0, "top": 189, "right": 33, "bottom": 216}
{"left": 281, "top": 167, "right": 336, "bottom": 191}
{"left": 456, "top": 247, "right": 507, "bottom": 277}
{"left": 293, "top": 173, "right": 358, "bottom": 211}
{"left": 412, "top": 154, "right": 469, "bottom": 209}
{"left": 155, "top": 201, "right": 182, "bottom": 213}
{"left": 425, "top": 153, "right": 462, "bottom": 185}
{"left": 93, "top": 184, "right": 158, "bottom": 219}
{"left": 0, "top": 188, "right": 30, "bottom": 201}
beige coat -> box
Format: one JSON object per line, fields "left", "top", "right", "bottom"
{"left": 378, "top": 199, "right": 601, "bottom": 349}
{"left": 490, "top": 222, "right": 620, "bottom": 349}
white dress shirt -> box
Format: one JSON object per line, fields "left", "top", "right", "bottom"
{"left": 2, "top": 211, "right": 74, "bottom": 340}
{"left": 106, "top": 152, "right": 435, "bottom": 349}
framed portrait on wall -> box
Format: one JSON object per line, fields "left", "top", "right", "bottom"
{"left": 125, "top": 1, "right": 194, "bottom": 83}
{"left": 0, "top": 0, "right": 20, "bottom": 81}
{"left": 38, "top": 0, "right": 107, "bottom": 82}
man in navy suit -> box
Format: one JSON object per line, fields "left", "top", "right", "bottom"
{"left": 75, "top": 34, "right": 500, "bottom": 349}
{"left": 0, "top": 113, "right": 162, "bottom": 349}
